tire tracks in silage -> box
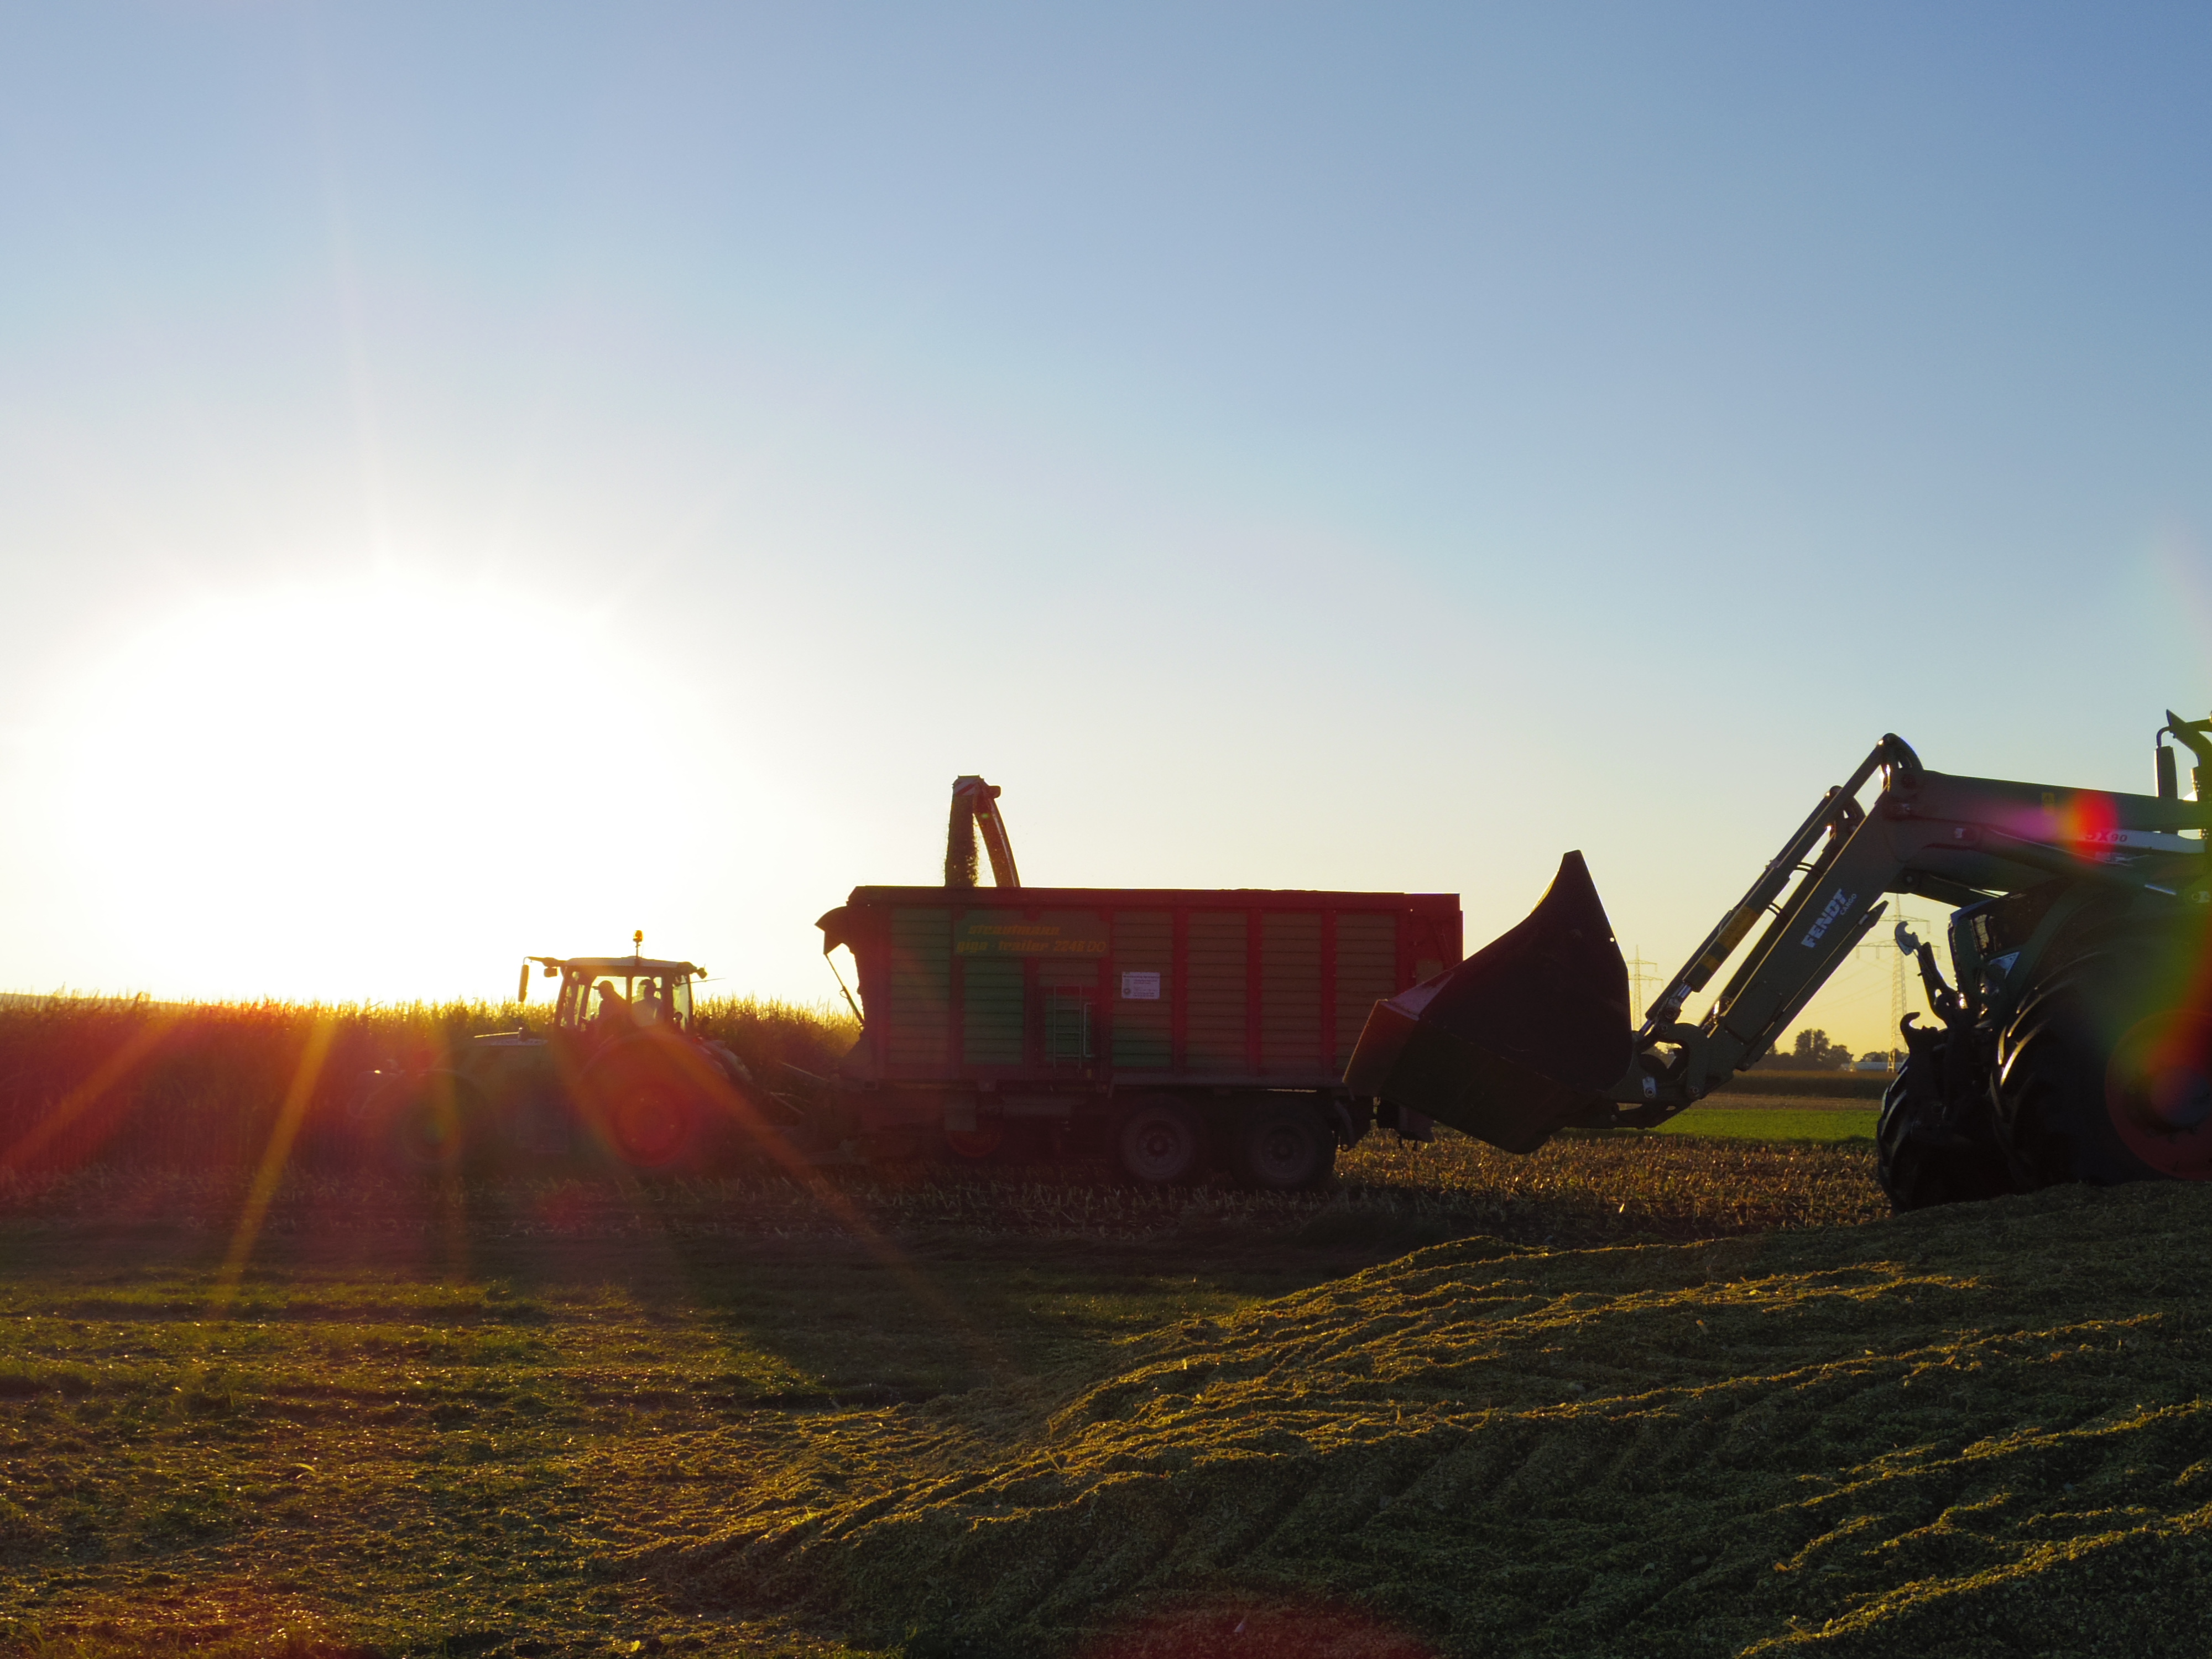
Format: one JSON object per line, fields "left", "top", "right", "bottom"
{"left": 652, "top": 1182, "right": 2212, "bottom": 1657}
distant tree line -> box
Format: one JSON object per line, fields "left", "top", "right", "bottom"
{"left": 1754, "top": 1029, "right": 1902, "bottom": 1071}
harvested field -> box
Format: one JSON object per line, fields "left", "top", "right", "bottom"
{"left": 0, "top": 1132, "right": 2200, "bottom": 1657}
{"left": 0, "top": 998, "right": 2197, "bottom": 1657}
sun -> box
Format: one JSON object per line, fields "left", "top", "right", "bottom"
{"left": 32, "top": 575, "right": 720, "bottom": 1003}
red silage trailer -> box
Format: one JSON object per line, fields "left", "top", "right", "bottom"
{"left": 815, "top": 884, "right": 1461, "bottom": 1187}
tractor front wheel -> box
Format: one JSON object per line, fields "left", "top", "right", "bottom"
{"left": 1874, "top": 1037, "right": 2016, "bottom": 1211}
{"left": 372, "top": 1072, "right": 480, "bottom": 1175}
{"left": 1995, "top": 946, "right": 2212, "bottom": 1187}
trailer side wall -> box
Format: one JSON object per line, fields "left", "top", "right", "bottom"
{"left": 830, "top": 887, "right": 1461, "bottom": 1093}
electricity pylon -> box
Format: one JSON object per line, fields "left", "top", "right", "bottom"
{"left": 1625, "top": 949, "right": 1666, "bottom": 1025}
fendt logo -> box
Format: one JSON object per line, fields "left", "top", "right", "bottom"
{"left": 1801, "top": 890, "right": 1859, "bottom": 950}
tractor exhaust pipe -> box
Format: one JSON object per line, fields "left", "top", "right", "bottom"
{"left": 1346, "top": 852, "right": 1633, "bottom": 1153}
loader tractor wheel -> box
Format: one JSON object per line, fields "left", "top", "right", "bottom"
{"left": 1117, "top": 1099, "right": 1203, "bottom": 1186}
{"left": 1234, "top": 1099, "right": 1337, "bottom": 1191}
{"left": 1992, "top": 945, "right": 2209, "bottom": 1188}
{"left": 1875, "top": 1042, "right": 2016, "bottom": 1211}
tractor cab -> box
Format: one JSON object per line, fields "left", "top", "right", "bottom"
{"left": 528, "top": 955, "right": 707, "bottom": 1040}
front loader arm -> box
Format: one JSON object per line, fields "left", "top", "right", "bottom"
{"left": 1346, "top": 721, "right": 2212, "bottom": 1153}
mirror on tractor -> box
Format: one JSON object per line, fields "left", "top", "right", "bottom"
{"left": 517, "top": 963, "right": 531, "bottom": 1003}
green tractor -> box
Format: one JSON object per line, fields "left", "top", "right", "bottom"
{"left": 356, "top": 947, "right": 776, "bottom": 1173}
{"left": 1348, "top": 710, "right": 2212, "bottom": 1207}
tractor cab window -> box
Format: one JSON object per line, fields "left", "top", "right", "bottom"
{"left": 548, "top": 964, "right": 694, "bottom": 1033}
{"left": 556, "top": 973, "right": 588, "bottom": 1031}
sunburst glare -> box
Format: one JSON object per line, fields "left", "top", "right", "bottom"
{"left": 28, "top": 575, "right": 726, "bottom": 1003}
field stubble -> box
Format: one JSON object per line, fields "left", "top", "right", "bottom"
{"left": 0, "top": 997, "right": 2198, "bottom": 1658}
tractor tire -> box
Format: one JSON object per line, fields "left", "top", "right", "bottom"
{"left": 587, "top": 1051, "right": 702, "bottom": 1172}
{"left": 373, "top": 1072, "right": 480, "bottom": 1175}
{"left": 1117, "top": 1098, "right": 1203, "bottom": 1186}
{"left": 1875, "top": 1039, "right": 2016, "bottom": 1211}
{"left": 1233, "top": 1098, "right": 1337, "bottom": 1191}
{"left": 1993, "top": 944, "right": 2212, "bottom": 1188}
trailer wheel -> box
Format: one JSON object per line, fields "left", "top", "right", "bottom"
{"left": 1875, "top": 1038, "right": 2015, "bottom": 1211}
{"left": 1118, "top": 1099, "right": 1202, "bottom": 1185}
{"left": 1995, "top": 946, "right": 2211, "bottom": 1187}
{"left": 1235, "top": 1099, "right": 1336, "bottom": 1191}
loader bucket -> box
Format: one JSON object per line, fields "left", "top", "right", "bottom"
{"left": 1345, "top": 852, "right": 1632, "bottom": 1153}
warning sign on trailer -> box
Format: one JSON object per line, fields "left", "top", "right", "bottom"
{"left": 1120, "top": 971, "right": 1161, "bottom": 1000}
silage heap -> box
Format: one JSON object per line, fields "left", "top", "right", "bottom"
{"left": 662, "top": 1182, "right": 2212, "bottom": 1657}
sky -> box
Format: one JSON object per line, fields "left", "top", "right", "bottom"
{"left": 1, "top": 2, "right": 2208, "bottom": 1059}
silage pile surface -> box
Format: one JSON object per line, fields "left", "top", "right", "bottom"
{"left": 660, "top": 1181, "right": 2212, "bottom": 1658}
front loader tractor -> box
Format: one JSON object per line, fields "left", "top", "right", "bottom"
{"left": 1347, "top": 711, "right": 2212, "bottom": 1207}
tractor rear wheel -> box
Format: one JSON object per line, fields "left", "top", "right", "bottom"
{"left": 587, "top": 1052, "right": 702, "bottom": 1172}
{"left": 1992, "top": 942, "right": 2212, "bottom": 1188}
{"left": 1875, "top": 1037, "right": 2016, "bottom": 1211}
{"left": 1117, "top": 1099, "right": 1202, "bottom": 1185}
{"left": 1234, "top": 1099, "right": 1337, "bottom": 1191}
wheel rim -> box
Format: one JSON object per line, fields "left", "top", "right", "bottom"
{"left": 610, "top": 1087, "right": 691, "bottom": 1168}
{"left": 2106, "top": 1011, "right": 2212, "bottom": 1178}
{"left": 1121, "top": 1108, "right": 1194, "bottom": 1183}
{"left": 1248, "top": 1115, "right": 1319, "bottom": 1186}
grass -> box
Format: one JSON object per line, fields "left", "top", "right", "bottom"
{"left": 1654, "top": 1106, "right": 1879, "bottom": 1143}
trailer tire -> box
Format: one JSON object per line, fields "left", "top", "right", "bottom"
{"left": 1234, "top": 1099, "right": 1336, "bottom": 1191}
{"left": 1118, "top": 1099, "right": 1203, "bottom": 1185}
{"left": 1875, "top": 1039, "right": 2015, "bottom": 1211}
{"left": 1994, "top": 946, "right": 2203, "bottom": 1188}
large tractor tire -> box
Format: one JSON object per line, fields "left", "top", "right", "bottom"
{"left": 1117, "top": 1098, "right": 1204, "bottom": 1186}
{"left": 1233, "top": 1097, "right": 1337, "bottom": 1191}
{"left": 1992, "top": 940, "right": 2212, "bottom": 1188}
{"left": 1875, "top": 1031, "right": 2016, "bottom": 1211}
{"left": 585, "top": 1049, "right": 702, "bottom": 1173}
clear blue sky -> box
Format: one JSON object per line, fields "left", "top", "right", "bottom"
{"left": 2, "top": 3, "right": 2206, "bottom": 1053}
